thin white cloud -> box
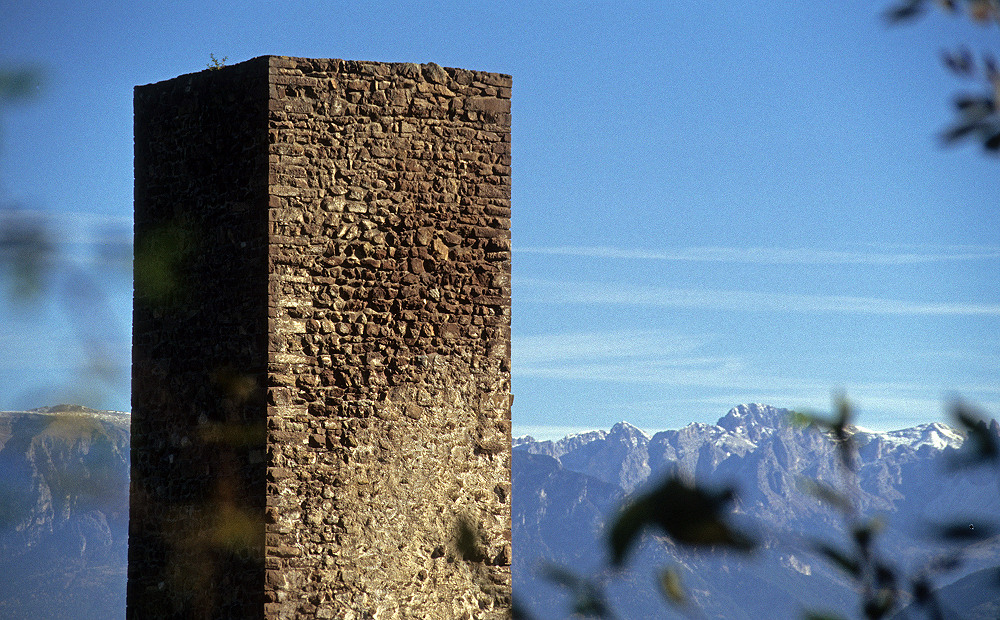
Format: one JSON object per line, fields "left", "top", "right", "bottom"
{"left": 519, "top": 279, "right": 1000, "bottom": 317}
{"left": 512, "top": 326, "right": 1000, "bottom": 433}
{"left": 515, "top": 329, "right": 711, "bottom": 365}
{"left": 514, "top": 329, "right": 746, "bottom": 388}
{"left": 518, "top": 245, "right": 1000, "bottom": 265}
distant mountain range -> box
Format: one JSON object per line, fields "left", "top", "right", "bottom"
{"left": 2, "top": 403, "right": 998, "bottom": 619}
{"left": 514, "top": 403, "right": 1000, "bottom": 619}
{"left": 0, "top": 406, "right": 129, "bottom": 620}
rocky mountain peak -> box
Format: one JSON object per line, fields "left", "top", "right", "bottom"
{"left": 607, "top": 421, "right": 649, "bottom": 447}
{"left": 716, "top": 403, "right": 791, "bottom": 436}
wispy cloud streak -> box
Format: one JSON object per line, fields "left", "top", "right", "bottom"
{"left": 518, "top": 245, "right": 1000, "bottom": 265}
{"left": 519, "top": 279, "right": 1000, "bottom": 317}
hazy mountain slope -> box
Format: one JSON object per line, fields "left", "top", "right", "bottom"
{"left": 514, "top": 403, "right": 1000, "bottom": 619}
{"left": 0, "top": 407, "right": 130, "bottom": 620}
{"left": 2, "top": 403, "right": 997, "bottom": 619}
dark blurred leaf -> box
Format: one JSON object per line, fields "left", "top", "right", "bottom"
{"left": 863, "top": 590, "right": 896, "bottom": 620}
{"left": 933, "top": 519, "right": 995, "bottom": 541}
{"left": 833, "top": 396, "right": 857, "bottom": 471}
{"left": 926, "top": 552, "right": 963, "bottom": 573}
{"left": 0, "top": 68, "right": 42, "bottom": 103}
{"left": 133, "top": 222, "right": 192, "bottom": 305}
{"left": 793, "top": 398, "right": 857, "bottom": 470}
{"left": 541, "top": 564, "right": 585, "bottom": 589}
{"left": 852, "top": 518, "right": 885, "bottom": 559}
{"left": 985, "top": 131, "right": 1000, "bottom": 150}
{"left": 211, "top": 366, "right": 262, "bottom": 404}
{"left": 511, "top": 598, "right": 534, "bottom": 620}
{"left": 609, "top": 499, "right": 647, "bottom": 567}
{"left": 911, "top": 577, "right": 931, "bottom": 604}
{"left": 0, "top": 208, "right": 55, "bottom": 301}
{"left": 788, "top": 410, "right": 815, "bottom": 428}
{"left": 884, "top": 0, "right": 926, "bottom": 22}
{"left": 541, "top": 565, "right": 614, "bottom": 619}
{"left": 949, "top": 401, "right": 999, "bottom": 466}
{"left": 853, "top": 524, "right": 874, "bottom": 556}
{"left": 954, "top": 96, "right": 994, "bottom": 112}
{"left": 608, "top": 475, "right": 754, "bottom": 567}
{"left": 910, "top": 577, "right": 946, "bottom": 620}
{"left": 941, "top": 121, "right": 983, "bottom": 143}
{"left": 814, "top": 542, "right": 861, "bottom": 578}
{"left": 984, "top": 54, "right": 998, "bottom": 80}
{"left": 942, "top": 48, "right": 974, "bottom": 75}
{"left": 874, "top": 563, "right": 896, "bottom": 589}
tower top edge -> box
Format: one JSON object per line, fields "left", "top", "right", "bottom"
{"left": 135, "top": 56, "right": 511, "bottom": 92}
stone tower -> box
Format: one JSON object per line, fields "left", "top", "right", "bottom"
{"left": 129, "top": 56, "right": 511, "bottom": 619}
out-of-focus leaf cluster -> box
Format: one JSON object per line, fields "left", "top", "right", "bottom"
{"left": 796, "top": 398, "right": 1000, "bottom": 619}
{"left": 0, "top": 208, "right": 55, "bottom": 302}
{"left": 948, "top": 399, "right": 1000, "bottom": 467}
{"left": 940, "top": 50, "right": 1000, "bottom": 151}
{"left": 791, "top": 396, "right": 858, "bottom": 473}
{"left": 885, "top": 0, "right": 1000, "bottom": 152}
{"left": 0, "top": 68, "right": 42, "bottom": 105}
{"left": 540, "top": 565, "right": 615, "bottom": 619}
{"left": 609, "top": 475, "right": 755, "bottom": 568}
{"left": 886, "top": 0, "right": 1000, "bottom": 24}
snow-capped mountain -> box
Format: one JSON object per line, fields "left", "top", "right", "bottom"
{"left": 513, "top": 404, "right": 1000, "bottom": 619}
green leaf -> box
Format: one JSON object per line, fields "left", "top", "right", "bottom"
{"left": 658, "top": 567, "right": 686, "bottom": 606}
{"left": 608, "top": 475, "right": 755, "bottom": 567}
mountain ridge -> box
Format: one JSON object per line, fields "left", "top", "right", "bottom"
{"left": 514, "top": 403, "right": 1000, "bottom": 619}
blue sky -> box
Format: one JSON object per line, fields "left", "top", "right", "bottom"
{"left": 1, "top": 0, "right": 997, "bottom": 437}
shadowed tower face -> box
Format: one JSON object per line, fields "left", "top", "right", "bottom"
{"left": 129, "top": 56, "right": 511, "bottom": 619}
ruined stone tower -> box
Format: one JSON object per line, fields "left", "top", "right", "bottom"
{"left": 129, "top": 56, "right": 511, "bottom": 619}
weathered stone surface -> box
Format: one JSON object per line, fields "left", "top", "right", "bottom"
{"left": 131, "top": 56, "right": 511, "bottom": 619}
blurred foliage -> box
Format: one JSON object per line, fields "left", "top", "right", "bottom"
{"left": 609, "top": 475, "right": 755, "bottom": 568}
{"left": 133, "top": 222, "right": 192, "bottom": 306}
{"left": 949, "top": 399, "right": 1000, "bottom": 467}
{"left": 1, "top": 64, "right": 130, "bottom": 407}
{"left": 0, "top": 68, "right": 42, "bottom": 103}
{"left": 540, "top": 565, "right": 615, "bottom": 619}
{"left": 0, "top": 208, "right": 54, "bottom": 302}
{"left": 521, "top": 397, "right": 1000, "bottom": 619}
{"left": 206, "top": 54, "right": 228, "bottom": 71}
{"left": 886, "top": 0, "right": 1000, "bottom": 152}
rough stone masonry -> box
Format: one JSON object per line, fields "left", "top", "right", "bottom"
{"left": 129, "top": 56, "right": 511, "bottom": 619}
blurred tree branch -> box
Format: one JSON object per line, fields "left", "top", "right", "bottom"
{"left": 886, "top": 0, "right": 1000, "bottom": 152}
